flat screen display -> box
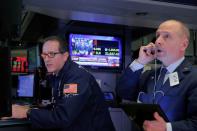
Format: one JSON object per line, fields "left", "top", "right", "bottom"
{"left": 17, "top": 74, "right": 34, "bottom": 97}
{"left": 27, "top": 45, "right": 41, "bottom": 71}
{"left": 69, "top": 33, "right": 123, "bottom": 71}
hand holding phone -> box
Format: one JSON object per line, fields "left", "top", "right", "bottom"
{"left": 136, "top": 43, "right": 157, "bottom": 65}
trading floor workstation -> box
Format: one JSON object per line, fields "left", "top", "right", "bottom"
{"left": 0, "top": 33, "right": 131, "bottom": 131}
{"left": 1, "top": 0, "right": 197, "bottom": 131}
{"left": 1, "top": 22, "right": 197, "bottom": 131}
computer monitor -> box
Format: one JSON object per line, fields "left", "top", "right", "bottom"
{"left": 27, "top": 45, "right": 41, "bottom": 72}
{"left": 69, "top": 33, "right": 123, "bottom": 72}
{"left": 17, "top": 74, "right": 35, "bottom": 97}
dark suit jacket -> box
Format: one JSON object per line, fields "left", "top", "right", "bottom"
{"left": 116, "top": 59, "right": 197, "bottom": 131}
{"left": 29, "top": 59, "right": 115, "bottom": 131}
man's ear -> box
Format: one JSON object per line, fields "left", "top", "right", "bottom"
{"left": 63, "top": 52, "right": 69, "bottom": 61}
{"left": 181, "top": 38, "right": 189, "bottom": 51}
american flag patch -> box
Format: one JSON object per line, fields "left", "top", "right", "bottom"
{"left": 63, "top": 84, "right": 78, "bottom": 94}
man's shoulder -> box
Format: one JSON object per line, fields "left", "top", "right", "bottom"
{"left": 67, "top": 61, "right": 92, "bottom": 78}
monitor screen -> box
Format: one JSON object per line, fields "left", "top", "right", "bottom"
{"left": 17, "top": 74, "right": 34, "bottom": 97}
{"left": 11, "top": 49, "right": 28, "bottom": 73}
{"left": 69, "top": 33, "right": 123, "bottom": 71}
{"left": 11, "top": 56, "right": 28, "bottom": 73}
{"left": 27, "top": 45, "right": 41, "bottom": 72}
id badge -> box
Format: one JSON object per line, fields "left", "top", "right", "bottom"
{"left": 169, "top": 72, "right": 179, "bottom": 86}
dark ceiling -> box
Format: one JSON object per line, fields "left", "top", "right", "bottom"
{"left": 1, "top": 0, "right": 197, "bottom": 48}
{"left": 23, "top": 0, "right": 197, "bottom": 29}
{"left": 153, "top": 0, "right": 197, "bottom": 6}
{"left": 0, "top": 0, "right": 22, "bottom": 39}
{"left": 20, "top": 13, "right": 155, "bottom": 42}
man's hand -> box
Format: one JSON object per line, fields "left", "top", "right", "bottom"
{"left": 137, "top": 42, "right": 156, "bottom": 65}
{"left": 12, "top": 104, "right": 30, "bottom": 118}
{"left": 143, "top": 112, "right": 166, "bottom": 131}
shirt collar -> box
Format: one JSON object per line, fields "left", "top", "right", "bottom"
{"left": 52, "top": 57, "right": 71, "bottom": 78}
{"left": 165, "top": 57, "right": 185, "bottom": 73}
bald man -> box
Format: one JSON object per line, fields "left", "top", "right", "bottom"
{"left": 116, "top": 20, "right": 197, "bottom": 131}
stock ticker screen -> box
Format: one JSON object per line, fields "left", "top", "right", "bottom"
{"left": 69, "top": 33, "right": 122, "bottom": 69}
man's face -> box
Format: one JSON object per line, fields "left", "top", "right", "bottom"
{"left": 155, "top": 21, "right": 188, "bottom": 66}
{"left": 42, "top": 40, "right": 68, "bottom": 74}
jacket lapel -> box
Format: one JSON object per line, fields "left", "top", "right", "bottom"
{"left": 161, "top": 59, "right": 192, "bottom": 94}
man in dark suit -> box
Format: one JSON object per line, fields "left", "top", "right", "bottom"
{"left": 116, "top": 19, "right": 197, "bottom": 131}
{"left": 11, "top": 36, "right": 115, "bottom": 131}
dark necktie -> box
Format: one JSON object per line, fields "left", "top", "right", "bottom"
{"left": 156, "top": 67, "right": 167, "bottom": 90}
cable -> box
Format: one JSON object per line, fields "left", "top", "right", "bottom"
{"left": 153, "top": 58, "right": 157, "bottom": 104}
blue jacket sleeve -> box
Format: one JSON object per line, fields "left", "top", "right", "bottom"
{"left": 116, "top": 67, "right": 143, "bottom": 101}
{"left": 29, "top": 74, "right": 92, "bottom": 129}
{"left": 171, "top": 85, "right": 197, "bottom": 131}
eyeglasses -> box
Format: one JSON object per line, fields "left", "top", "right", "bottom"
{"left": 41, "top": 52, "right": 62, "bottom": 59}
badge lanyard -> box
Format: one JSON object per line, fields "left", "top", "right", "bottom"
{"left": 153, "top": 58, "right": 158, "bottom": 103}
{"left": 51, "top": 78, "right": 62, "bottom": 107}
